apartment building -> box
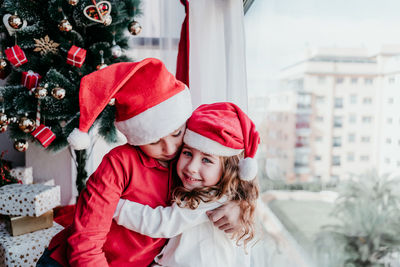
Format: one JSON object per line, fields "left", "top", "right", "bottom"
{"left": 262, "top": 47, "right": 396, "bottom": 183}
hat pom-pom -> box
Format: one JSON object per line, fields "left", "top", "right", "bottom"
{"left": 67, "top": 128, "right": 90, "bottom": 150}
{"left": 238, "top": 157, "right": 258, "bottom": 181}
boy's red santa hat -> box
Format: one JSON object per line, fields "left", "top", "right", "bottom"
{"left": 68, "top": 58, "right": 192, "bottom": 150}
{"left": 184, "top": 102, "right": 260, "bottom": 181}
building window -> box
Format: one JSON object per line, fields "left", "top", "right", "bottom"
{"left": 315, "top": 155, "right": 321, "bottom": 161}
{"left": 318, "top": 76, "right": 326, "bottom": 84}
{"left": 316, "top": 116, "right": 324, "bottom": 122}
{"left": 333, "top": 136, "right": 342, "bottom": 147}
{"left": 360, "top": 155, "right": 370, "bottom": 162}
{"left": 315, "top": 136, "right": 323, "bottom": 142}
{"left": 334, "top": 116, "right": 343, "bottom": 128}
{"left": 351, "top": 77, "right": 358, "bottom": 84}
{"left": 336, "top": 77, "right": 344, "bottom": 84}
{"left": 334, "top": 97, "right": 343, "bottom": 108}
{"left": 332, "top": 156, "right": 341, "bottom": 166}
{"left": 362, "top": 116, "right": 372, "bottom": 123}
{"left": 349, "top": 114, "right": 356, "bottom": 124}
{"left": 363, "top": 97, "right": 372, "bottom": 104}
{"left": 347, "top": 153, "right": 355, "bottom": 162}
{"left": 348, "top": 133, "right": 356, "bottom": 143}
{"left": 361, "top": 136, "right": 370, "bottom": 143}
{"left": 364, "top": 78, "right": 373, "bottom": 85}
{"left": 350, "top": 94, "right": 357, "bottom": 104}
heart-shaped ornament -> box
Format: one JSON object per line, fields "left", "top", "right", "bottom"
{"left": 83, "top": 1, "right": 112, "bottom": 23}
{"left": 2, "top": 14, "right": 27, "bottom": 36}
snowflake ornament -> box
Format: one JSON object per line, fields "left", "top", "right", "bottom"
{"left": 33, "top": 35, "right": 60, "bottom": 55}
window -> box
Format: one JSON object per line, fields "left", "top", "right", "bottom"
{"left": 363, "top": 97, "right": 372, "bottom": 104}
{"left": 349, "top": 114, "right": 356, "bottom": 124}
{"left": 360, "top": 155, "right": 370, "bottom": 161}
{"left": 388, "top": 98, "right": 394, "bottom": 104}
{"left": 315, "top": 155, "right": 322, "bottom": 160}
{"left": 361, "top": 136, "right": 370, "bottom": 143}
{"left": 334, "top": 97, "right": 343, "bottom": 108}
{"left": 332, "top": 156, "right": 341, "bottom": 166}
{"left": 336, "top": 77, "right": 344, "bottom": 84}
{"left": 347, "top": 153, "right": 355, "bottom": 162}
{"left": 364, "top": 78, "right": 373, "bottom": 85}
{"left": 315, "top": 136, "right": 323, "bottom": 142}
{"left": 333, "top": 136, "right": 342, "bottom": 147}
{"left": 350, "top": 94, "right": 357, "bottom": 104}
{"left": 389, "top": 77, "right": 395, "bottom": 84}
{"left": 334, "top": 116, "right": 343, "bottom": 128}
{"left": 362, "top": 116, "right": 372, "bottom": 123}
{"left": 348, "top": 133, "right": 356, "bottom": 143}
{"left": 387, "top": 117, "right": 393, "bottom": 124}
{"left": 316, "top": 116, "right": 324, "bottom": 122}
{"left": 351, "top": 77, "right": 358, "bottom": 84}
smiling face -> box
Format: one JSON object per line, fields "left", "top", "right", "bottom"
{"left": 139, "top": 124, "right": 186, "bottom": 166}
{"left": 176, "top": 144, "right": 223, "bottom": 190}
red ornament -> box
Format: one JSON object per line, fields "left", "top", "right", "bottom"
{"left": 67, "top": 45, "right": 87, "bottom": 68}
{"left": 21, "top": 70, "right": 42, "bottom": 90}
{"left": 4, "top": 45, "right": 28, "bottom": 67}
{"left": 31, "top": 124, "right": 56, "bottom": 148}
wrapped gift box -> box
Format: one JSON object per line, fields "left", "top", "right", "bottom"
{"left": 0, "top": 184, "right": 60, "bottom": 217}
{"left": 10, "top": 166, "right": 33, "bottom": 184}
{"left": 0, "top": 220, "right": 63, "bottom": 267}
{"left": 31, "top": 125, "right": 56, "bottom": 148}
{"left": 67, "top": 45, "right": 86, "bottom": 68}
{"left": 21, "top": 70, "right": 42, "bottom": 90}
{"left": 5, "top": 210, "right": 53, "bottom": 236}
{"left": 4, "top": 45, "right": 28, "bottom": 67}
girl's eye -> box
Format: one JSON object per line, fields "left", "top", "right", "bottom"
{"left": 182, "top": 150, "right": 192, "bottom": 157}
{"left": 172, "top": 130, "right": 182, "bottom": 137}
{"left": 202, "top": 158, "right": 213, "bottom": 164}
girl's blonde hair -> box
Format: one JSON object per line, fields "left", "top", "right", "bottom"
{"left": 173, "top": 152, "right": 259, "bottom": 249}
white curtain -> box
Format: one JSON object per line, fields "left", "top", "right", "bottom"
{"left": 188, "top": 0, "right": 248, "bottom": 111}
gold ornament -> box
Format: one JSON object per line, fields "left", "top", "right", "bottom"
{"left": 18, "top": 117, "right": 36, "bottom": 133}
{"left": 68, "top": 0, "right": 79, "bottom": 5}
{"left": 14, "top": 139, "right": 28, "bottom": 152}
{"left": 0, "top": 124, "right": 7, "bottom": 133}
{"left": 96, "top": 63, "right": 108, "bottom": 70}
{"left": 108, "top": 98, "right": 115, "bottom": 106}
{"left": 33, "top": 35, "right": 60, "bottom": 55}
{"left": 0, "top": 58, "right": 7, "bottom": 70}
{"left": 58, "top": 19, "right": 73, "bottom": 32}
{"left": 128, "top": 20, "right": 142, "bottom": 35}
{"left": 102, "top": 14, "right": 112, "bottom": 26}
{"left": 51, "top": 86, "right": 66, "bottom": 100}
{"left": 34, "top": 86, "right": 48, "bottom": 99}
{"left": 0, "top": 112, "right": 7, "bottom": 125}
{"left": 8, "top": 14, "right": 23, "bottom": 29}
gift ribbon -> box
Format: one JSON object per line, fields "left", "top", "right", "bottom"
{"left": 67, "top": 47, "right": 84, "bottom": 66}
{"left": 24, "top": 70, "right": 40, "bottom": 90}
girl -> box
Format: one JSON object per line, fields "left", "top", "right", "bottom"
{"left": 113, "top": 102, "right": 260, "bottom": 267}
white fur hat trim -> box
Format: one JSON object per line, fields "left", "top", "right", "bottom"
{"left": 67, "top": 128, "right": 91, "bottom": 150}
{"left": 238, "top": 157, "right": 258, "bottom": 181}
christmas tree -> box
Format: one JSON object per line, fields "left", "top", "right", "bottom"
{"left": 0, "top": 151, "right": 20, "bottom": 187}
{"left": 0, "top": 0, "right": 142, "bottom": 192}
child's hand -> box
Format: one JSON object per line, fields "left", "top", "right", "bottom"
{"left": 206, "top": 201, "right": 241, "bottom": 233}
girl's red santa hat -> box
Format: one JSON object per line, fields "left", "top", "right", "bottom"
{"left": 68, "top": 58, "right": 192, "bottom": 150}
{"left": 184, "top": 102, "right": 260, "bottom": 181}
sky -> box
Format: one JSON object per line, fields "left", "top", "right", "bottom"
{"left": 244, "top": 0, "right": 400, "bottom": 96}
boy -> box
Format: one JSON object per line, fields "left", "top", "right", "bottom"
{"left": 38, "top": 58, "right": 239, "bottom": 266}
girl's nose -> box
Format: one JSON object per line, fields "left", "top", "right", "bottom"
{"left": 185, "top": 159, "right": 198, "bottom": 174}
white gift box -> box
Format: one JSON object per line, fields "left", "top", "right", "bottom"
{"left": 10, "top": 167, "right": 33, "bottom": 184}
{"left": 0, "top": 184, "right": 60, "bottom": 217}
{"left": 0, "top": 220, "right": 63, "bottom": 267}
